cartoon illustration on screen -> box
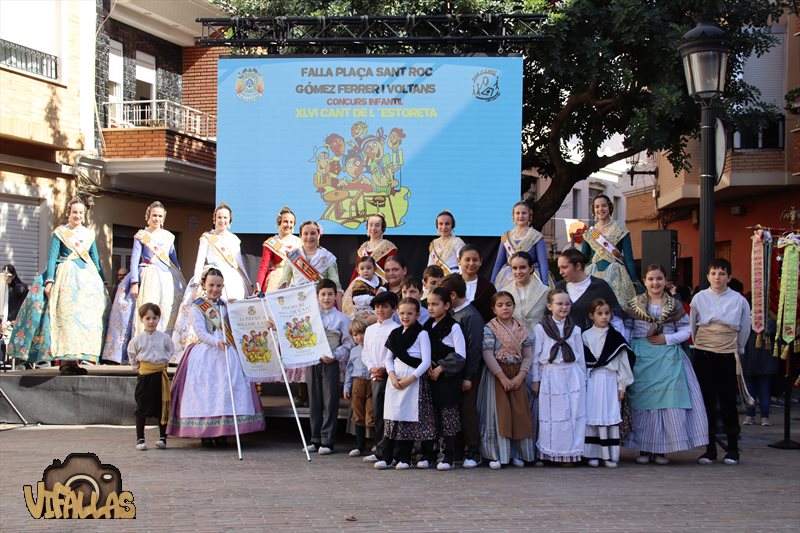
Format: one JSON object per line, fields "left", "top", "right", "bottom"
{"left": 311, "top": 123, "right": 410, "bottom": 229}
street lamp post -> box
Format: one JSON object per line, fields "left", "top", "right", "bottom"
{"left": 678, "top": 20, "right": 729, "bottom": 288}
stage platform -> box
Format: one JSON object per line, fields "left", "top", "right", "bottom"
{"left": 0, "top": 366, "right": 350, "bottom": 425}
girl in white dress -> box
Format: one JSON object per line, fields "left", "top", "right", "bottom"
{"left": 582, "top": 298, "right": 634, "bottom": 468}
{"left": 172, "top": 203, "right": 252, "bottom": 361}
{"left": 531, "top": 289, "right": 586, "bottom": 465}
{"left": 102, "top": 202, "right": 185, "bottom": 363}
{"left": 427, "top": 210, "right": 465, "bottom": 275}
{"left": 374, "top": 298, "right": 436, "bottom": 470}
{"left": 167, "top": 268, "right": 265, "bottom": 447}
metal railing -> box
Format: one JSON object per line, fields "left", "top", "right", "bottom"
{"left": 0, "top": 38, "right": 58, "bottom": 80}
{"left": 103, "top": 100, "right": 217, "bottom": 139}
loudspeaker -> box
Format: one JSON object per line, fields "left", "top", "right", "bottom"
{"left": 641, "top": 230, "right": 678, "bottom": 280}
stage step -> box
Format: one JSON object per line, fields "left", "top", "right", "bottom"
{"left": 0, "top": 367, "right": 351, "bottom": 425}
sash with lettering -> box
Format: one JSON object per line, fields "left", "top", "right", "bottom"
{"left": 428, "top": 237, "right": 463, "bottom": 276}
{"left": 287, "top": 248, "right": 324, "bottom": 283}
{"left": 53, "top": 225, "right": 96, "bottom": 270}
{"left": 134, "top": 229, "right": 183, "bottom": 278}
{"left": 586, "top": 224, "right": 627, "bottom": 265}
{"left": 501, "top": 227, "right": 542, "bottom": 263}
{"left": 194, "top": 297, "right": 236, "bottom": 346}
{"left": 204, "top": 232, "right": 249, "bottom": 281}
{"left": 263, "top": 235, "right": 293, "bottom": 262}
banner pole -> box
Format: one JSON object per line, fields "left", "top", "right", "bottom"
{"left": 259, "top": 296, "right": 312, "bottom": 461}
{"left": 220, "top": 299, "right": 243, "bottom": 460}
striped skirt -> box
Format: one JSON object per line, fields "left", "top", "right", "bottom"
{"left": 624, "top": 352, "right": 708, "bottom": 454}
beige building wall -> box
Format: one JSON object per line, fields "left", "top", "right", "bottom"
{"left": 0, "top": 1, "right": 87, "bottom": 154}
{"left": 91, "top": 195, "right": 210, "bottom": 281}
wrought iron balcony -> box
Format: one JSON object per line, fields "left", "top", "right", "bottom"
{"left": 0, "top": 38, "right": 58, "bottom": 80}
{"left": 103, "top": 99, "right": 217, "bottom": 140}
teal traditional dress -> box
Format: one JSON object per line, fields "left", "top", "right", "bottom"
{"left": 582, "top": 221, "right": 638, "bottom": 310}
{"left": 9, "top": 225, "right": 107, "bottom": 363}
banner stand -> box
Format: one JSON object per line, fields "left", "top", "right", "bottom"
{"left": 219, "top": 306, "right": 243, "bottom": 461}
{"left": 257, "top": 296, "right": 313, "bottom": 462}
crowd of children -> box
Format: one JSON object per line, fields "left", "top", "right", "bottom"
{"left": 129, "top": 205, "right": 752, "bottom": 471}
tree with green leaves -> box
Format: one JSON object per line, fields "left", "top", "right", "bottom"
{"left": 212, "top": 0, "right": 797, "bottom": 229}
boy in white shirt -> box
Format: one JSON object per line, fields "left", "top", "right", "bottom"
{"left": 690, "top": 259, "right": 751, "bottom": 465}
{"left": 360, "top": 291, "right": 400, "bottom": 463}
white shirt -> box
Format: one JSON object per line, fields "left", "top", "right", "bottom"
{"left": 566, "top": 276, "right": 592, "bottom": 302}
{"left": 361, "top": 317, "right": 400, "bottom": 371}
{"left": 464, "top": 278, "right": 478, "bottom": 303}
{"left": 690, "top": 287, "right": 751, "bottom": 354}
{"left": 581, "top": 326, "right": 634, "bottom": 390}
{"left": 320, "top": 307, "right": 354, "bottom": 361}
{"left": 531, "top": 317, "right": 585, "bottom": 382}
{"left": 385, "top": 328, "right": 432, "bottom": 379}
{"left": 429, "top": 320, "right": 467, "bottom": 359}
{"left": 127, "top": 330, "right": 175, "bottom": 370}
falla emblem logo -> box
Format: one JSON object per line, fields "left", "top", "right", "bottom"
{"left": 23, "top": 453, "right": 136, "bottom": 519}
{"left": 236, "top": 68, "right": 264, "bottom": 102}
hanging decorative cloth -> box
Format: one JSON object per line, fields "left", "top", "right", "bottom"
{"left": 750, "top": 230, "right": 766, "bottom": 348}
{"left": 774, "top": 234, "right": 799, "bottom": 360}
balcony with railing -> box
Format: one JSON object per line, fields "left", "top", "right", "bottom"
{"left": 103, "top": 99, "right": 216, "bottom": 139}
{"left": 101, "top": 100, "right": 217, "bottom": 204}
{"left": 0, "top": 38, "right": 58, "bottom": 80}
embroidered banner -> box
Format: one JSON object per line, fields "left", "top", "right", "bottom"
{"left": 263, "top": 284, "right": 332, "bottom": 368}
{"left": 227, "top": 299, "right": 282, "bottom": 380}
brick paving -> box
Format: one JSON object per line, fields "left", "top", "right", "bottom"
{"left": 1, "top": 412, "right": 798, "bottom": 532}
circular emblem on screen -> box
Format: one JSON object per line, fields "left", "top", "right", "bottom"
{"left": 236, "top": 68, "right": 264, "bottom": 102}
{"left": 472, "top": 69, "right": 500, "bottom": 102}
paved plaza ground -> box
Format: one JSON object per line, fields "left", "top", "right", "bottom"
{"left": 1, "top": 411, "right": 799, "bottom": 532}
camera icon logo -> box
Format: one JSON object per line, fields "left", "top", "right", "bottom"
{"left": 23, "top": 453, "right": 136, "bottom": 519}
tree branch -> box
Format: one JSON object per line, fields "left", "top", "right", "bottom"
{"left": 547, "top": 80, "right": 598, "bottom": 176}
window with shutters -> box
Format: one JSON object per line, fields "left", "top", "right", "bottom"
{"left": 0, "top": 196, "right": 40, "bottom": 284}
{"left": 734, "top": 25, "right": 786, "bottom": 150}
{"left": 0, "top": 0, "right": 61, "bottom": 80}
{"left": 107, "top": 40, "right": 123, "bottom": 125}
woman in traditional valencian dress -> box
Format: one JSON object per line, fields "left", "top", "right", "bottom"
{"left": 168, "top": 268, "right": 265, "bottom": 447}
{"left": 427, "top": 210, "right": 465, "bottom": 276}
{"left": 624, "top": 264, "right": 707, "bottom": 465}
{"left": 102, "top": 202, "right": 185, "bottom": 364}
{"left": 491, "top": 202, "right": 550, "bottom": 290}
{"left": 581, "top": 195, "right": 639, "bottom": 309}
{"left": 279, "top": 220, "right": 343, "bottom": 387}
{"left": 254, "top": 206, "right": 302, "bottom": 294}
{"left": 503, "top": 252, "right": 549, "bottom": 335}
{"left": 349, "top": 213, "right": 397, "bottom": 283}
{"left": 11, "top": 198, "right": 107, "bottom": 374}
{"left": 173, "top": 202, "right": 252, "bottom": 361}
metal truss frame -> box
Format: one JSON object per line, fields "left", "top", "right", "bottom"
{"left": 198, "top": 14, "right": 546, "bottom": 49}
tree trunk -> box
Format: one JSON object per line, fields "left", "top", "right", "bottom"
{"left": 530, "top": 170, "right": 583, "bottom": 230}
